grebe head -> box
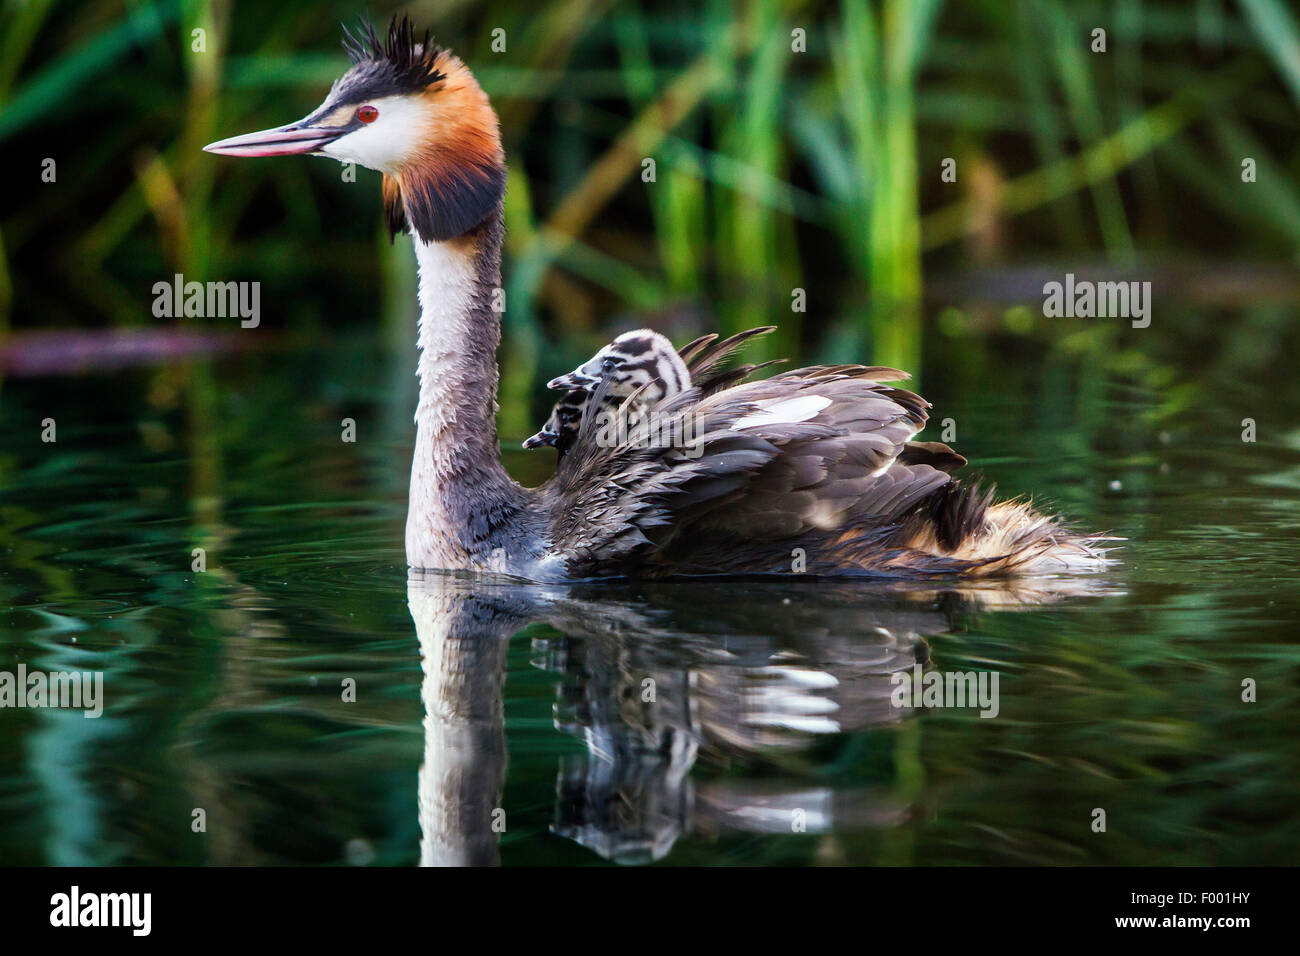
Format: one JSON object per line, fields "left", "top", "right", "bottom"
{"left": 204, "top": 15, "right": 505, "bottom": 242}
{"left": 547, "top": 330, "right": 689, "bottom": 406}
{"left": 523, "top": 389, "right": 586, "bottom": 451}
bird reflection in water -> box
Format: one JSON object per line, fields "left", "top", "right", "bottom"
{"left": 410, "top": 570, "right": 1110, "bottom": 865}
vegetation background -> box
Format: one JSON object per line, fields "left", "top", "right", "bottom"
{"left": 1, "top": 0, "right": 1297, "bottom": 437}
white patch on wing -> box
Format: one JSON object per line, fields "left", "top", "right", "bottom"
{"left": 869, "top": 455, "right": 898, "bottom": 478}
{"left": 731, "top": 395, "right": 832, "bottom": 430}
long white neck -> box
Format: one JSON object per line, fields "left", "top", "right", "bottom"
{"left": 405, "top": 212, "right": 528, "bottom": 571}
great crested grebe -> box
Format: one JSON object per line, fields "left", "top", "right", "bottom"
{"left": 525, "top": 330, "right": 691, "bottom": 455}
{"left": 206, "top": 17, "right": 1114, "bottom": 581}
{"left": 548, "top": 330, "right": 690, "bottom": 402}
{"left": 523, "top": 389, "right": 586, "bottom": 455}
{"left": 525, "top": 326, "right": 779, "bottom": 456}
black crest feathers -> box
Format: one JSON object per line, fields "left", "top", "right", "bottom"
{"left": 340, "top": 15, "right": 446, "bottom": 94}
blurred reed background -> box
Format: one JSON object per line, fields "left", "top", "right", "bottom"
{"left": 1, "top": 0, "right": 1298, "bottom": 437}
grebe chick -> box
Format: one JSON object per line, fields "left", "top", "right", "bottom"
{"left": 548, "top": 330, "right": 690, "bottom": 406}
{"left": 526, "top": 327, "right": 778, "bottom": 458}
{"left": 523, "top": 388, "right": 586, "bottom": 456}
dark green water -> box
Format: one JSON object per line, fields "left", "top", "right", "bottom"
{"left": 1, "top": 327, "right": 1297, "bottom": 865}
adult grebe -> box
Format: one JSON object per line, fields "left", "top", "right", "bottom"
{"left": 205, "top": 17, "right": 1114, "bottom": 581}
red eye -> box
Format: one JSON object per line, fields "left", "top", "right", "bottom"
{"left": 356, "top": 105, "right": 379, "bottom": 123}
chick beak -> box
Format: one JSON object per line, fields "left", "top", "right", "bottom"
{"left": 523, "top": 430, "right": 556, "bottom": 449}
{"left": 547, "top": 371, "right": 598, "bottom": 391}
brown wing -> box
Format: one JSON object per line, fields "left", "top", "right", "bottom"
{"left": 676, "top": 333, "right": 719, "bottom": 365}
{"left": 543, "top": 365, "right": 962, "bottom": 576}
{"left": 898, "top": 440, "right": 967, "bottom": 472}
{"left": 696, "top": 359, "right": 785, "bottom": 396}
{"left": 682, "top": 327, "right": 775, "bottom": 379}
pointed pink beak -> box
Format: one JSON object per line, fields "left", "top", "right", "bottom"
{"left": 204, "top": 122, "right": 343, "bottom": 158}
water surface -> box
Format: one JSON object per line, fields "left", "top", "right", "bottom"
{"left": 1, "top": 331, "right": 1297, "bottom": 865}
